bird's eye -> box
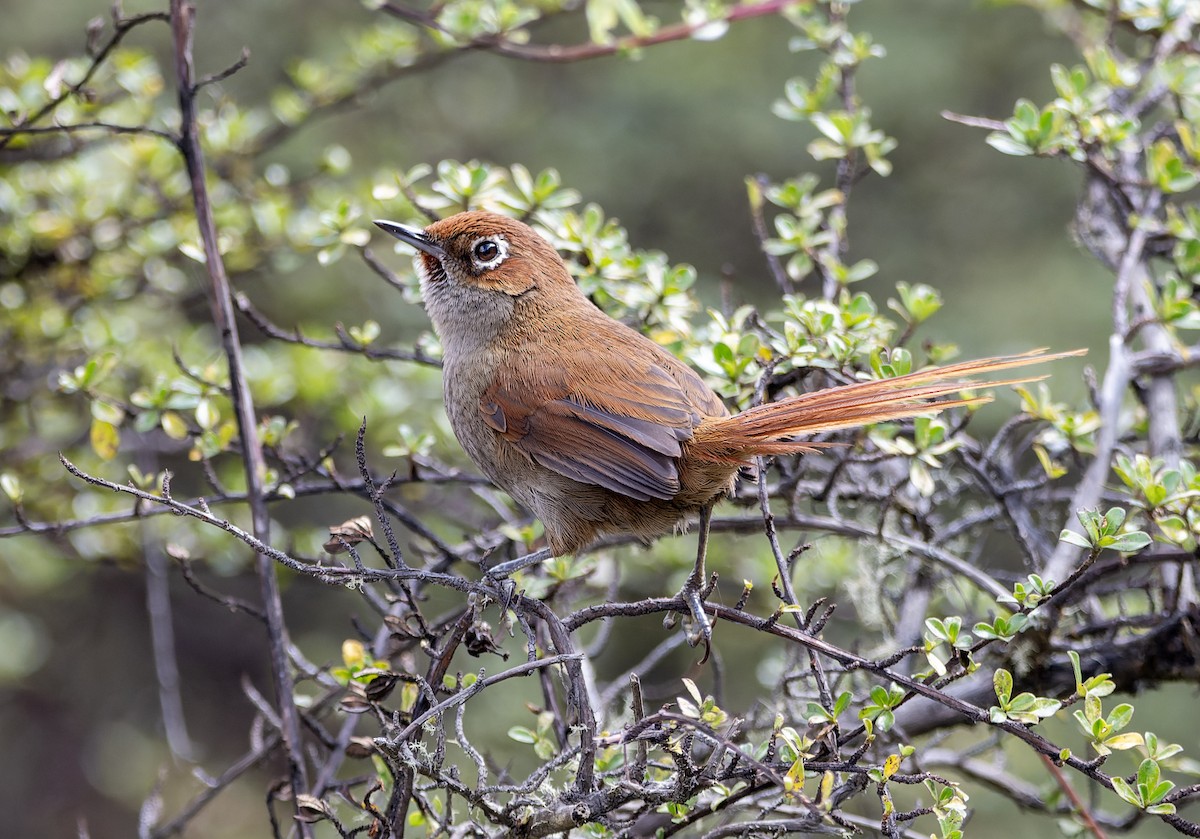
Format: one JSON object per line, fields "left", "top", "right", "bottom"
{"left": 469, "top": 235, "right": 508, "bottom": 269}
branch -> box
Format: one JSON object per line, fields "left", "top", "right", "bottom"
{"left": 1131, "top": 344, "right": 1200, "bottom": 375}
{"left": 711, "top": 512, "right": 1008, "bottom": 599}
{"left": 234, "top": 291, "right": 440, "bottom": 366}
{"left": 381, "top": 653, "right": 583, "bottom": 745}
{"left": 1040, "top": 753, "right": 1111, "bottom": 839}
{"left": 0, "top": 121, "right": 177, "bottom": 142}
{"left": 149, "top": 734, "right": 282, "bottom": 838}
{"left": 195, "top": 46, "right": 250, "bottom": 90}
{"left": 56, "top": 455, "right": 488, "bottom": 594}
{"left": 381, "top": 0, "right": 799, "bottom": 63}
{"left": 143, "top": 535, "right": 196, "bottom": 761}
{"left": 752, "top": 364, "right": 835, "bottom": 714}
{"left": 168, "top": 0, "right": 310, "bottom": 819}
{"left": 0, "top": 468, "right": 486, "bottom": 540}
{"left": 1044, "top": 185, "right": 1155, "bottom": 584}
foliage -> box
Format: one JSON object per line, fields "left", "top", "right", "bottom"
{"left": 3, "top": 0, "right": 1200, "bottom": 837}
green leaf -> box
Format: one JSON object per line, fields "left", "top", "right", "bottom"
{"left": 1104, "top": 732, "right": 1145, "bottom": 751}
{"left": 1069, "top": 650, "right": 1083, "bottom": 694}
{"left": 1029, "top": 697, "right": 1062, "bottom": 719}
{"left": 1107, "top": 703, "right": 1134, "bottom": 731}
{"left": 1102, "top": 506, "right": 1126, "bottom": 530}
{"left": 1137, "top": 757, "right": 1160, "bottom": 792}
{"left": 349, "top": 320, "right": 381, "bottom": 346}
{"left": 1111, "top": 776, "right": 1142, "bottom": 807}
{"left": 1082, "top": 673, "right": 1116, "bottom": 697}
{"left": 805, "top": 701, "right": 832, "bottom": 723}
{"left": 1006, "top": 692, "right": 1035, "bottom": 713}
{"left": 1107, "top": 531, "right": 1151, "bottom": 552}
{"left": 507, "top": 725, "right": 537, "bottom": 744}
{"left": 1059, "top": 528, "right": 1093, "bottom": 549}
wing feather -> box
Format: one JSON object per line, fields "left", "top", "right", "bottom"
{"left": 480, "top": 338, "right": 718, "bottom": 501}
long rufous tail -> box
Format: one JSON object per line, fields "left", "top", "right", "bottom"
{"left": 691, "top": 348, "right": 1085, "bottom": 461}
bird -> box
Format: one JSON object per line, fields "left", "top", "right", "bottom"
{"left": 375, "top": 210, "right": 1080, "bottom": 643}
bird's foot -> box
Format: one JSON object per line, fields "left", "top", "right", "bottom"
{"left": 664, "top": 571, "right": 718, "bottom": 660}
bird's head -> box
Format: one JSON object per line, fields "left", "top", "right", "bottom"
{"left": 375, "top": 211, "right": 579, "bottom": 348}
{"left": 375, "top": 211, "right": 576, "bottom": 295}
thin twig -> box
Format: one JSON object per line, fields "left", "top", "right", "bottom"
{"left": 1040, "top": 753, "right": 1110, "bottom": 839}
{"left": 0, "top": 121, "right": 177, "bottom": 142}
{"left": 235, "top": 291, "right": 440, "bottom": 366}
{"left": 382, "top": 653, "right": 582, "bottom": 744}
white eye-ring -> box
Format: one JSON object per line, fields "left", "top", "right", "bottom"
{"left": 470, "top": 235, "right": 509, "bottom": 270}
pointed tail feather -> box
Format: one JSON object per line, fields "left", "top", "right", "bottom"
{"left": 691, "top": 348, "right": 1084, "bottom": 460}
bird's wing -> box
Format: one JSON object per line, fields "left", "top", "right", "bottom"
{"left": 480, "top": 346, "right": 709, "bottom": 501}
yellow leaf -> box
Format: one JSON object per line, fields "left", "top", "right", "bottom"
{"left": 160, "top": 411, "right": 189, "bottom": 440}
{"left": 90, "top": 419, "right": 120, "bottom": 461}
{"left": 883, "top": 753, "right": 901, "bottom": 779}
{"left": 1104, "top": 732, "right": 1145, "bottom": 751}
{"left": 784, "top": 756, "right": 805, "bottom": 796}
{"left": 342, "top": 639, "right": 366, "bottom": 669}
{"left": 400, "top": 681, "right": 418, "bottom": 713}
{"left": 818, "top": 770, "right": 834, "bottom": 804}
{"left": 0, "top": 473, "right": 22, "bottom": 503}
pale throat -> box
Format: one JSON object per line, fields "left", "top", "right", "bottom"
{"left": 420, "top": 273, "right": 516, "bottom": 360}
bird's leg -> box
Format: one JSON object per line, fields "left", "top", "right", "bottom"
{"left": 667, "top": 504, "right": 716, "bottom": 648}
{"left": 485, "top": 546, "right": 555, "bottom": 579}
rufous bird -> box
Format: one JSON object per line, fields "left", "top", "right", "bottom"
{"left": 375, "top": 210, "right": 1079, "bottom": 642}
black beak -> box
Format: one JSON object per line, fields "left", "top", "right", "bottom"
{"left": 374, "top": 219, "right": 445, "bottom": 259}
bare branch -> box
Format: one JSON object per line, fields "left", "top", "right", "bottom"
{"left": 235, "top": 291, "right": 441, "bottom": 366}
{"left": 166, "top": 7, "right": 316, "bottom": 818}
{"left": 0, "top": 121, "right": 177, "bottom": 142}
{"left": 379, "top": 0, "right": 797, "bottom": 63}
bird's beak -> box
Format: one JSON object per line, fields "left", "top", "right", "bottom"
{"left": 374, "top": 219, "right": 445, "bottom": 259}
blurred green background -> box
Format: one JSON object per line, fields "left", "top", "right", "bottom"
{"left": 5, "top": 0, "right": 1179, "bottom": 836}
{"left": 0, "top": 0, "right": 1113, "bottom": 356}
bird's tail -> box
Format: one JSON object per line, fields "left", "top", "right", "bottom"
{"left": 690, "top": 348, "right": 1084, "bottom": 462}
